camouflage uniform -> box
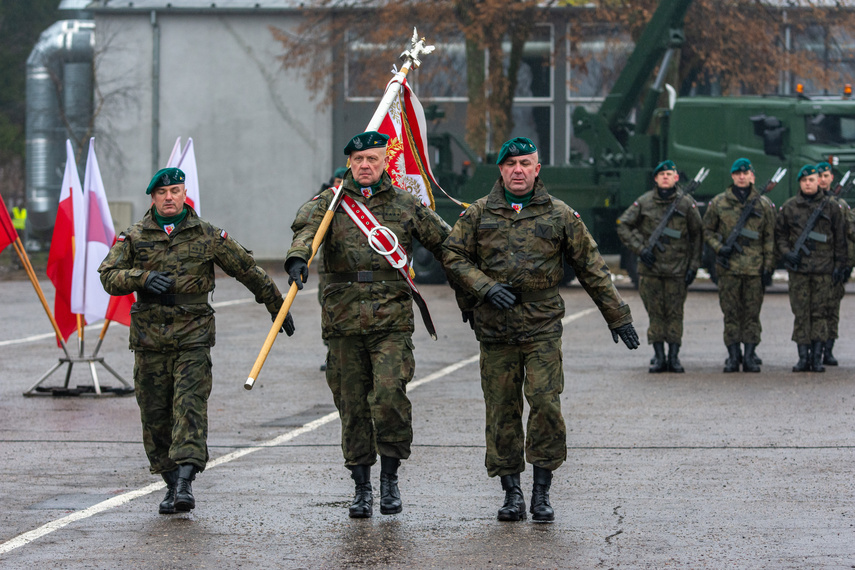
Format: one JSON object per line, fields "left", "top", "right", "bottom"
{"left": 775, "top": 193, "right": 847, "bottom": 344}
{"left": 703, "top": 185, "right": 776, "bottom": 345}
{"left": 287, "top": 170, "right": 450, "bottom": 466}
{"left": 292, "top": 195, "right": 328, "bottom": 334}
{"left": 443, "top": 177, "right": 633, "bottom": 477}
{"left": 617, "top": 188, "right": 702, "bottom": 344}
{"left": 826, "top": 195, "right": 855, "bottom": 340}
{"left": 99, "top": 206, "right": 284, "bottom": 474}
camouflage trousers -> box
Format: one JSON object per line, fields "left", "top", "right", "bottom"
{"left": 480, "top": 338, "right": 566, "bottom": 478}
{"left": 788, "top": 272, "right": 833, "bottom": 344}
{"left": 828, "top": 280, "right": 845, "bottom": 340}
{"left": 638, "top": 275, "right": 688, "bottom": 344}
{"left": 134, "top": 348, "right": 212, "bottom": 474}
{"left": 326, "top": 332, "right": 415, "bottom": 466}
{"left": 717, "top": 274, "right": 765, "bottom": 345}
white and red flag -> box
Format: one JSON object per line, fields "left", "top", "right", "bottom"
{"left": 47, "top": 140, "right": 86, "bottom": 342}
{"left": 0, "top": 193, "right": 18, "bottom": 254}
{"left": 177, "top": 137, "right": 200, "bottom": 215}
{"left": 71, "top": 138, "right": 134, "bottom": 326}
{"left": 166, "top": 136, "right": 182, "bottom": 167}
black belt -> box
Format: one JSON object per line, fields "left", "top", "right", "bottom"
{"left": 138, "top": 292, "right": 209, "bottom": 306}
{"left": 326, "top": 270, "right": 404, "bottom": 284}
{"left": 510, "top": 286, "right": 560, "bottom": 304}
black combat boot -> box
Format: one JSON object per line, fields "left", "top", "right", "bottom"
{"left": 667, "top": 343, "right": 684, "bottom": 373}
{"left": 723, "top": 344, "right": 741, "bottom": 373}
{"left": 158, "top": 469, "right": 179, "bottom": 514}
{"left": 530, "top": 466, "right": 554, "bottom": 522}
{"left": 649, "top": 342, "right": 667, "bottom": 373}
{"left": 379, "top": 456, "right": 402, "bottom": 515}
{"left": 811, "top": 340, "right": 826, "bottom": 373}
{"left": 348, "top": 465, "right": 373, "bottom": 518}
{"left": 823, "top": 339, "right": 839, "bottom": 366}
{"left": 792, "top": 344, "right": 811, "bottom": 372}
{"left": 497, "top": 474, "right": 526, "bottom": 521}
{"left": 173, "top": 464, "right": 197, "bottom": 512}
{"left": 742, "top": 343, "right": 761, "bottom": 373}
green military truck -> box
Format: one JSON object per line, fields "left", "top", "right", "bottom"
{"left": 413, "top": 0, "right": 855, "bottom": 285}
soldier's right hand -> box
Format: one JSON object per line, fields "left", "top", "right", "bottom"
{"left": 284, "top": 257, "right": 309, "bottom": 290}
{"left": 461, "top": 310, "right": 475, "bottom": 330}
{"left": 717, "top": 244, "right": 734, "bottom": 259}
{"left": 143, "top": 271, "right": 175, "bottom": 294}
{"left": 639, "top": 247, "right": 656, "bottom": 268}
{"left": 485, "top": 283, "right": 516, "bottom": 310}
{"left": 783, "top": 251, "right": 800, "bottom": 270}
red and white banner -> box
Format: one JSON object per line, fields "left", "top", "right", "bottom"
{"left": 0, "top": 193, "right": 18, "bottom": 254}
{"left": 166, "top": 137, "right": 182, "bottom": 167}
{"left": 165, "top": 136, "right": 201, "bottom": 215}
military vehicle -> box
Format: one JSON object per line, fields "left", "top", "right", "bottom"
{"left": 413, "top": 0, "right": 855, "bottom": 286}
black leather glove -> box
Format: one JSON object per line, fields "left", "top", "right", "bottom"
{"left": 762, "top": 270, "right": 773, "bottom": 288}
{"left": 284, "top": 257, "right": 309, "bottom": 290}
{"left": 484, "top": 283, "right": 517, "bottom": 310}
{"left": 462, "top": 311, "right": 475, "bottom": 331}
{"left": 272, "top": 311, "right": 296, "bottom": 336}
{"left": 717, "top": 244, "right": 733, "bottom": 259}
{"left": 845, "top": 267, "right": 852, "bottom": 283}
{"left": 611, "top": 323, "right": 640, "bottom": 349}
{"left": 143, "top": 271, "right": 175, "bottom": 294}
{"left": 684, "top": 268, "right": 697, "bottom": 286}
{"left": 783, "top": 251, "right": 801, "bottom": 270}
{"left": 639, "top": 247, "right": 656, "bottom": 268}
{"left": 832, "top": 267, "right": 847, "bottom": 286}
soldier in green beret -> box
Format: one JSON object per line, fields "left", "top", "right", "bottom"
{"left": 284, "top": 131, "right": 453, "bottom": 518}
{"left": 443, "top": 136, "right": 639, "bottom": 523}
{"left": 99, "top": 167, "right": 295, "bottom": 514}
{"left": 617, "top": 160, "right": 703, "bottom": 373}
{"left": 776, "top": 164, "right": 848, "bottom": 372}
{"left": 703, "top": 158, "right": 777, "bottom": 372}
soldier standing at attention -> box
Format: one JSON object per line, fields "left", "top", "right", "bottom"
{"left": 284, "top": 131, "right": 452, "bottom": 519}
{"left": 816, "top": 161, "right": 853, "bottom": 365}
{"left": 617, "top": 160, "right": 703, "bottom": 373}
{"left": 775, "top": 164, "right": 848, "bottom": 372}
{"left": 703, "top": 158, "right": 776, "bottom": 373}
{"left": 442, "top": 137, "right": 639, "bottom": 523}
{"left": 99, "top": 167, "right": 294, "bottom": 514}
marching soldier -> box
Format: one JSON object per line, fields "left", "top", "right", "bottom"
{"left": 99, "top": 167, "right": 294, "bottom": 514}
{"left": 443, "top": 137, "right": 639, "bottom": 523}
{"left": 617, "top": 160, "right": 703, "bottom": 373}
{"left": 284, "top": 131, "right": 451, "bottom": 518}
{"left": 776, "top": 164, "right": 848, "bottom": 372}
{"left": 703, "top": 158, "right": 776, "bottom": 373}
{"left": 816, "top": 161, "right": 854, "bottom": 365}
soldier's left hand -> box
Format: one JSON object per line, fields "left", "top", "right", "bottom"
{"left": 684, "top": 268, "right": 697, "bottom": 286}
{"left": 845, "top": 267, "right": 853, "bottom": 283}
{"left": 611, "top": 323, "right": 639, "bottom": 350}
{"left": 272, "top": 311, "right": 296, "bottom": 336}
{"left": 832, "top": 267, "right": 847, "bottom": 285}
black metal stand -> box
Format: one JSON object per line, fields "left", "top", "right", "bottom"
{"left": 23, "top": 338, "right": 133, "bottom": 397}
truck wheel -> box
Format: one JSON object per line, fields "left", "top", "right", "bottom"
{"left": 411, "top": 241, "right": 447, "bottom": 284}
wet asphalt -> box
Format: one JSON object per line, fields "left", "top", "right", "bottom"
{"left": 0, "top": 269, "right": 854, "bottom": 569}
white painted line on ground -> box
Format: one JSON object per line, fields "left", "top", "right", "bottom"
{"left": 0, "top": 305, "right": 597, "bottom": 556}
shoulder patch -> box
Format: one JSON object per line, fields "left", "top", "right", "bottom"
{"left": 220, "top": 230, "right": 228, "bottom": 240}
{"left": 633, "top": 201, "right": 639, "bottom": 207}
{"left": 312, "top": 195, "right": 320, "bottom": 201}
{"left": 574, "top": 211, "right": 581, "bottom": 219}
{"left": 116, "top": 233, "right": 126, "bottom": 242}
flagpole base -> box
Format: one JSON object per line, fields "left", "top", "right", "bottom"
{"left": 23, "top": 353, "right": 133, "bottom": 397}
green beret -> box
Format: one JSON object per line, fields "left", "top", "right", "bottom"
{"left": 798, "top": 164, "right": 817, "bottom": 180}
{"left": 730, "top": 158, "right": 753, "bottom": 173}
{"left": 343, "top": 131, "right": 389, "bottom": 155}
{"left": 654, "top": 160, "right": 677, "bottom": 175}
{"left": 334, "top": 167, "right": 349, "bottom": 179}
{"left": 816, "top": 161, "right": 832, "bottom": 173}
{"left": 496, "top": 137, "right": 537, "bottom": 165}
{"left": 146, "top": 167, "right": 185, "bottom": 195}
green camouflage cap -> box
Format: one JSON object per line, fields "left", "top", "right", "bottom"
{"left": 730, "top": 158, "right": 754, "bottom": 173}
{"left": 654, "top": 160, "right": 677, "bottom": 174}
{"left": 816, "top": 161, "right": 832, "bottom": 173}
{"left": 343, "top": 131, "right": 389, "bottom": 155}
{"left": 146, "top": 167, "right": 186, "bottom": 195}
{"left": 496, "top": 137, "right": 537, "bottom": 165}
{"left": 798, "top": 164, "right": 817, "bottom": 180}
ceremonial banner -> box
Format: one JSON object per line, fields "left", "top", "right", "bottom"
{"left": 47, "top": 140, "right": 86, "bottom": 342}
{"left": 71, "top": 138, "right": 134, "bottom": 326}
{"left": 166, "top": 137, "right": 182, "bottom": 167}
{"left": 0, "top": 194, "right": 17, "bottom": 253}
{"left": 178, "top": 138, "right": 201, "bottom": 215}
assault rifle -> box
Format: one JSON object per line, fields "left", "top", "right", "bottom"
{"left": 785, "top": 194, "right": 832, "bottom": 270}
{"left": 646, "top": 167, "right": 709, "bottom": 257}
{"left": 717, "top": 167, "right": 787, "bottom": 269}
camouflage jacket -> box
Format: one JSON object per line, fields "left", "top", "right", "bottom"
{"left": 99, "top": 206, "right": 283, "bottom": 351}
{"left": 286, "top": 170, "right": 451, "bottom": 339}
{"left": 442, "top": 177, "right": 633, "bottom": 344}
{"left": 775, "top": 192, "right": 847, "bottom": 274}
{"left": 616, "top": 187, "right": 703, "bottom": 277}
{"left": 828, "top": 193, "right": 855, "bottom": 266}
{"left": 703, "top": 184, "right": 777, "bottom": 276}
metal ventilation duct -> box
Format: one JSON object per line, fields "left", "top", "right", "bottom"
{"left": 25, "top": 19, "right": 94, "bottom": 241}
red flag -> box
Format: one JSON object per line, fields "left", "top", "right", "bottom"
{"left": 0, "top": 194, "right": 18, "bottom": 254}
{"left": 47, "top": 140, "right": 86, "bottom": 342}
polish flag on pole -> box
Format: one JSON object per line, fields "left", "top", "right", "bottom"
{"left": 70, "top": 138, "right": 134, "bottom": 326}
{"left": 177, "top": 137, "right": 200, "bottom": 215}
{"left": 47, "top": 140, "right": 86, "bottom": 342}
{"left": 166, "top": 137, "right": 182, "bottom": 167}
{"left": 0, "top": 193, "right": 18, "bottom": 254}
